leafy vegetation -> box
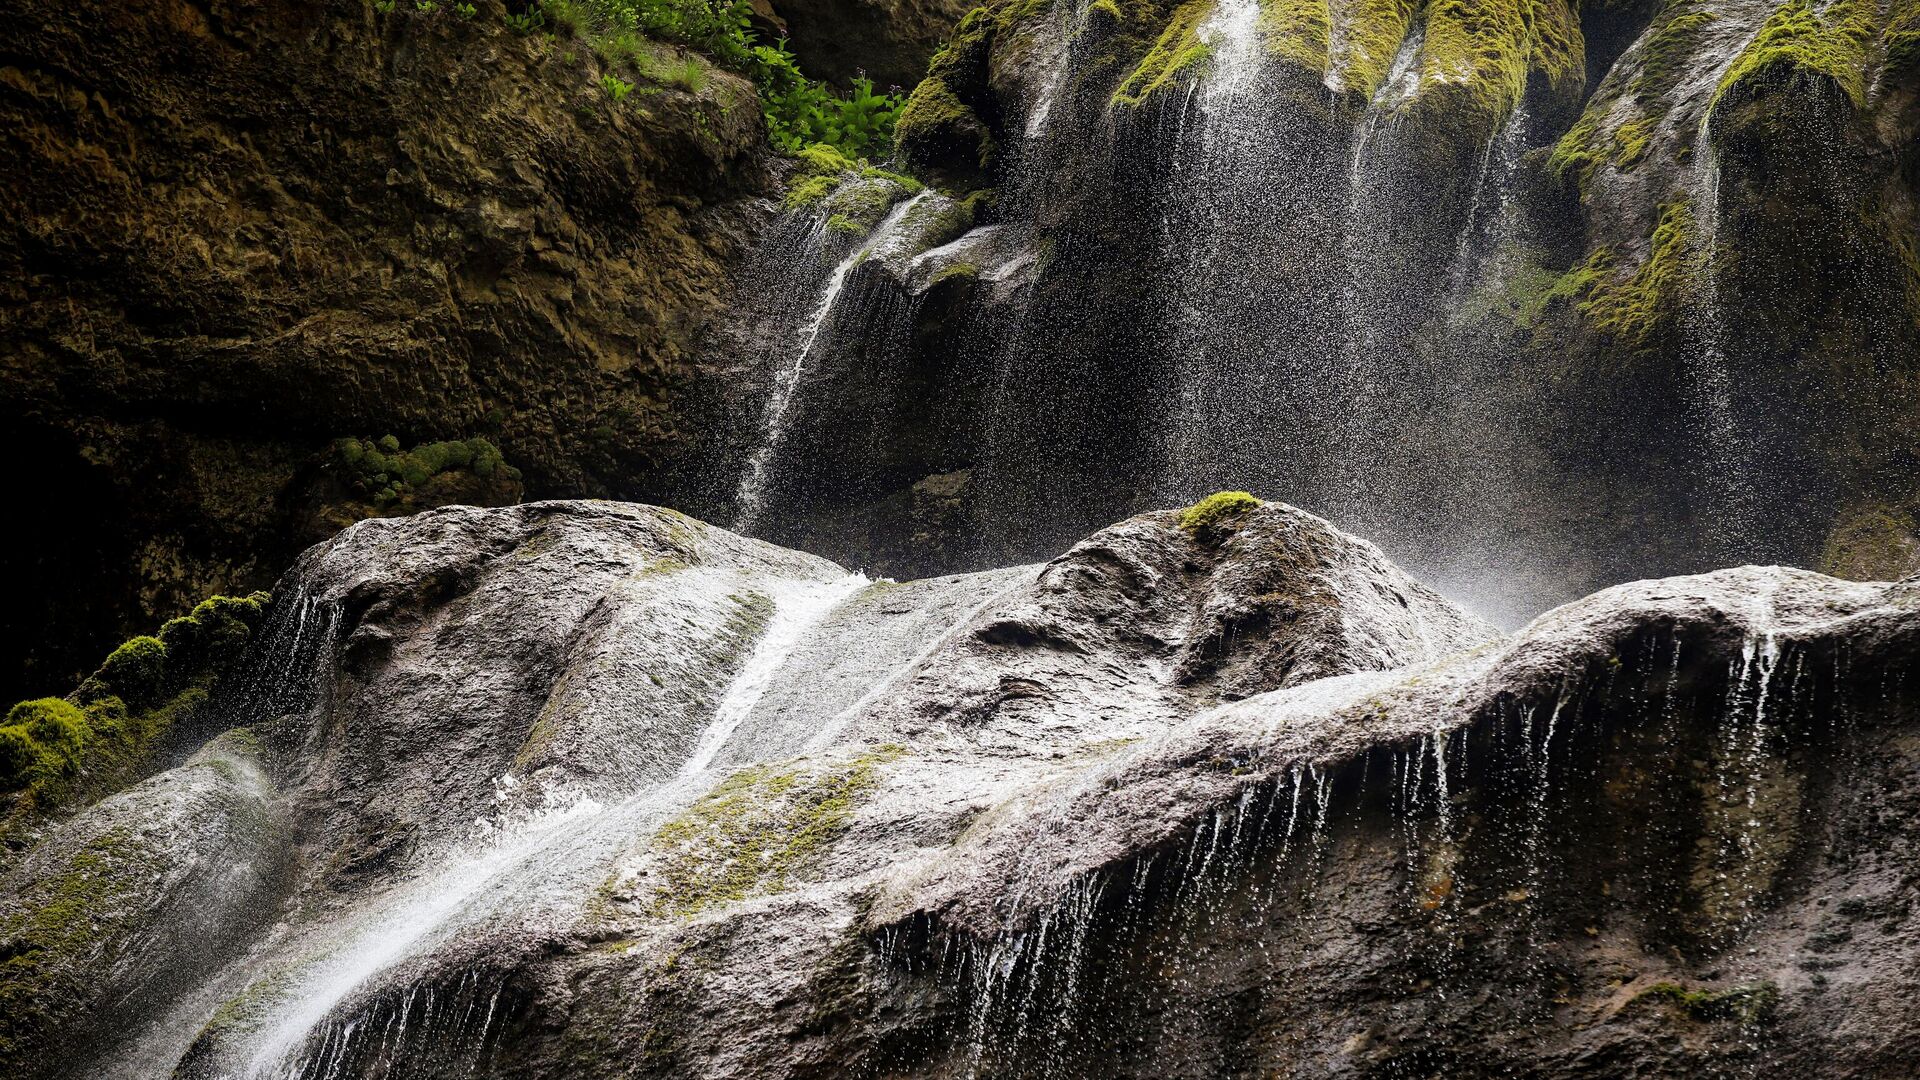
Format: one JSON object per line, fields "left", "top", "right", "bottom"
{"left": 523, "top": 0, "right": 903, "bottom": 156}
{"left": 0, "top": 594, "right": 271, "bottom": 809}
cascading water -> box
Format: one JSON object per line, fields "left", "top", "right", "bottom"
{"left": 732, "top": 192, "right": 934, "bottom": 534}
{"left": 1687, "top": 116, "right": 1761, "bottom": 559}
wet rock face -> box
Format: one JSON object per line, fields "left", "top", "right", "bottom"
{"left": 0, "top": 0, "right": 773, "bottom": 701}
{"left": 697, "top": 0, "right": 1920, "bottom": 621}
{"left": 6, "top": 498, "right": 1918, "bottom": 1079}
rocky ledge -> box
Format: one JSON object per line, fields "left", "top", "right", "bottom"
{"left": 3, "top": 496, "right": 1916, "bottom": 1078}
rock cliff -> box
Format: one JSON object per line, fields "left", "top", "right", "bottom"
{"left": 0, "top": 0, "right": 773, "bottom": 700}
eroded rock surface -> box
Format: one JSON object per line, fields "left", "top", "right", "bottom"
{"left": 4, "top": 498, "right": 1918, "bottom": 1079}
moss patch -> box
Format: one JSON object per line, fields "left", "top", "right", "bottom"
{"left": 647, "top": 748, "right": 902, "bottom": 916}
{"left": 0, "top": 826, "right": 164, "bottom": 1059}
{"left": 1818, "top": 504, "right": 1920, "bottom": 580}
{"left": 1556, "top": 202, "right": 1695, "bottom": 349}
{"left": 1, "top": 593, "right": 270, "bottom": 813}
{"left": 1634, "top": 981, "right": 1779, "bottom": 1024}
{"left": 1178, "top": 490, "right": 1263, "bottom": 534}
{"left": 332, "top": 435, "right": 519, "bottom": 509}
{"left": 1326, "top": 0, "right": 1420, "bottom": 95}
{"left": 1418, "top": 0, "right": 1584, "bottom": 124}
{"left": 1112, "top": 0, "right": 1214, "bottom": 106}
{"left": 1714, "top": 0, "right": 1877, "bottom": 110}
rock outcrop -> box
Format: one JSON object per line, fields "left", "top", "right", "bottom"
{"left": 4, "top": 497, "right": 1917, "bottom": 1078}
{"left": 0, "top": 0, "right": 774, "bottom": 701}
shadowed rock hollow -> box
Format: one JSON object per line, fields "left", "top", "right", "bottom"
{"left": 4, "top": 497, "right": 1917, "bottom": 1078}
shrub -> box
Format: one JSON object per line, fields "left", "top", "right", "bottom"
{"left": 602, "top": 74, "right": 635, "bottom": 101}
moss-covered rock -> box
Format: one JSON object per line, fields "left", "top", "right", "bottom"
{"left": 0, "top": 592, "right": 271, "bottom": 819}
{"left": 1713, "top": 0, "right": 1878, "bottom": 113}
{"left": 643, "top": 748, "right": 901, "bottom": 916}
{"left": 0, "top": 738, "right": 286, "bottom": 1076}
{"left": 1819, "top": 504, "right": 1920, "bottom": 581}
{"left": 1111, "top": 0, "right": 1213, "bottom": 106}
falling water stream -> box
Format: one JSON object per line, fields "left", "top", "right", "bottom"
{"left": 733, "top": 192, "right": 934, "bottom": 533}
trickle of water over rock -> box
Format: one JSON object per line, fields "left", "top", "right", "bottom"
{"left": 732, "top": 192, "right": 936, "bottom": 534}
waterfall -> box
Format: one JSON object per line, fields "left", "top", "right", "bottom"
{"left": 1687, "top": 119, "right": 1760, "bottom": 559}
{"left": 732, "top": 192, "right": 934, "bottom": 534}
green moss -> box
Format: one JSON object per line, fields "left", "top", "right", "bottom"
{"left": 784, "top": 173, "right": 841, "bottom": 210}
{"left": 0, "top": 700, "right": 91, "bottom": 791}
{"left": 1547, "top": 108, "right": 1607, "bottom": 192}
{"left": 1635, "top": 981, "right": 1779, "bottom": 1024}
{"left": 1, "top": 592, "right": 270, "bottom": 811}
{"left": 1419, "top": 0, "right": 1584, "bottom": 124}
{"left": 861, "top": 166, "right": 924, "bottom": 194}
{"left": 1611, "top": 116, "right": 1654, "bottom": 170}
{"left": 1178, "top": 490, "right": 1263, "bottom": 534}
{"left": 1264, "top": 0, "right": 1334, "bottom": 77}
{"left": 333, "top": 436, "right": 520, "bottom": 507}
{"left": 1477, "top": 255, "right": 1586, "bottom": 328}
{"left": 824, "top": 213, "right": 868, "bottom": 237}
{"left": 1633, "top": 4, "right": 1717, "bottom": 101}
{"left": 1713, "top": 0, "right": 1878, "bottom": 111}
{"left": 794, "top": 141, "right": 857, "bottom": 177}
{"left": 1323, "top": 0, "right": 1416, "bottom": 94}
{"left": 99, "top": 637, "right": 167, "bottom": 709}
{"left": 1561, "top": 203, "right": 1695, "bottom": 349}
{"left": 928, "top": 260, "right": 981, "bottom": 286}
{"left": 1819, "top": 504, "right": 1920, "bottom": 580}
{"left": 1112, "top": 0, "right": 1212, "bottom": 106}
{"left": 647, "top": 747, "right": 903, "bottom": 915}
{"left": 895, "top": 76, "right": 997, "bottom": 177}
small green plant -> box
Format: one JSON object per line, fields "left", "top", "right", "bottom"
{"left": 540, "top": 0, "right": 585, "bottom": 35}
{"left": 373, "top": 0, "right": 396, "bottom": 11}
{"left": 602, "top": 73, "right": 634, "bottom": 101}
{"left": 504, "top": 7, "right": 546, "bottom": 31}
{"left": 455, "top": 1, "right": 477, "bottom": 15}
{"left": 664, "top": 56, "right": 707, "bottom": 93}
{"left": 415, "top": 0, "right": 437, "bottom": 11}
